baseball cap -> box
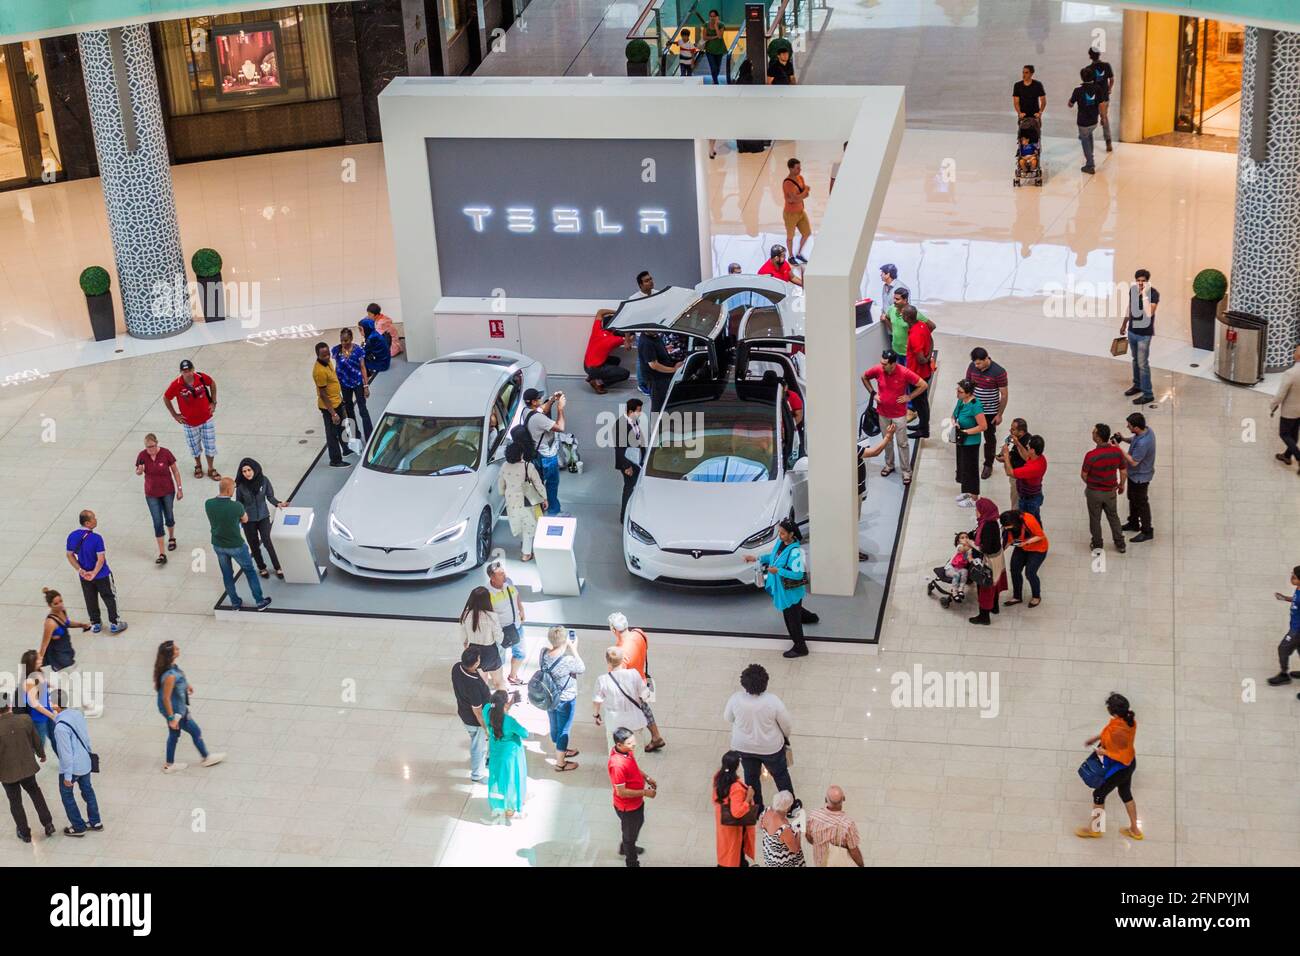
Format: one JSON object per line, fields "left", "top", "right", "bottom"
{"left": 179, "top": 359, "right": 195, "bottom": 371}
{"left": 523, "top": 388, "right": 543, "bottom": 404}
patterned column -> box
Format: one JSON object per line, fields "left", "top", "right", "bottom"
{"left": 1229, "top": 27, "right": 1300, "bottom": 371}
{"left": 78, "top": 26, "right": 191, "bottom": 338}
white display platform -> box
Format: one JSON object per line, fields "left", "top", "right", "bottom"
{"left": 532, "top": 514, "right": 582, "bottom": 596}
{"left": 270, "top": 506, "right": 324, "bottom": 584}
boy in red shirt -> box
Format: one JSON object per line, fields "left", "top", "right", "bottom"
{"left": 583, "top": 308, "right": 633, "bottom": 394}
{"left": 163, "top": 359, "right": 220, "bottom": 480}
{"left": 608, "top": 727, "right": 656, "bottom": 866}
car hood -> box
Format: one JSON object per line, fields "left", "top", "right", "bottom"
{"left": 629, "top": 476, "right": 783, "bottom": 550}
{"left": 330, "top": 467, "right": 477, "bottom": 547}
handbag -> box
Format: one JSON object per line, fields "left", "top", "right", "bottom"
{"left": 62, "top": 721, "right": 101, "bottom": 773}
{"left": 968, "top": 561, "right": 993, "bottom": 588}
{"left": 774, "top": 543, "right": 807, "bottom": 591}
{"left": 1078, "top": 751, "right": 1105, "bottom": 789}
{"left": 859, "top": 394, "right": 881, "bottom": 438}
{"left": 783, "top": 737, "right": 795, "bottom": 769}
{"left": 1109, "top": 336, "right": 1128, "bottom": 357}
{"left": 719, "top": 789, "right": 759, "bottom": 827}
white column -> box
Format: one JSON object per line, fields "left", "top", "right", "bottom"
{"left": 78, "top": 25, "right": 191, "bottom": 338}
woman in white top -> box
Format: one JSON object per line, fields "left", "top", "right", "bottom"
{"left": 592, "top": 646, "right": 650, "bottom": 754}
{"left": 540, "top": 625, "right": 585, "bottom": 771}
{"left": 497, "top": 442, "right": 548, "bottom": 561}
{"left": 459, "top": 587, "right": 505, "bottom": 690}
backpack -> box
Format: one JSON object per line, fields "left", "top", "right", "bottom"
{"left": 528, "top": 648, "right": 568, "bottom": 711}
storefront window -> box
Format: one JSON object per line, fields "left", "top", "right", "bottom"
{"left": 155, "top": 5, "right": 336, "bottom": 117}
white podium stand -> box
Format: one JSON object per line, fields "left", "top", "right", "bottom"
{"left": 270, "top": 506, "right": 324, "bottom": 584}
{"left": 532, "top": 515, "right": 581, "bottom": 595}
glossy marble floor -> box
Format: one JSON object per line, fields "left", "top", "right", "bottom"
{"left": 0, "top": 324, "right": 1293, "bottom": 867}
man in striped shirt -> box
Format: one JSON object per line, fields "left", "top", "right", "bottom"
{"left": 803, "top": 785, "right": 864, "bottom": 867}
{"left": 1081, "top": 423, "right": 1127, "bottom": 554}
{"left": 966, "top": 348, "right": 1009, "bottom": 479}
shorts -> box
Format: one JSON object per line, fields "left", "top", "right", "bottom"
{"left": 182, "top": 420, "right": 217, "bottom": 458}
{"left": 783, "top": 209, "right": 811, "bottom": 238}
{"left": 475, "top": 642, "right": 502, "bottom": 672}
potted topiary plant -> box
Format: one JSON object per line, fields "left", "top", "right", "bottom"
{"left": 1190, "top": 267, "right": 1227, "bottom": 350}
{"left": 79, "top": 266, "right": 116, "bottom": 342}
{"left": 191, "top": 247, "right": 225, "bottom": 322}
{"left": 626, "top": 39, "right": 651, "bottom": 76}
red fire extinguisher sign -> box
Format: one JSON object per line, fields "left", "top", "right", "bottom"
{"left": 489, "top": 319, "right": 505, "bottom": 339}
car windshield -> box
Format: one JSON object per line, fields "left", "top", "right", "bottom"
{"left": 364, "top": 414, "right": 482, "bottom": 476}
{"left": 645, "top": 405, "right": 776, "bottom": 481}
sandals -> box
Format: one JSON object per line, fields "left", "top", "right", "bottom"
{"left": 1003, "top": 598, "right": 1023, "bottom": 607}
{"left": 902, "top": 475, "right": 912, "bottom": 486}
{"left": 563, "top": 749, "right": 580, "bottom": 758}
{"left": 880, "top": 465, "right": 894, "bottom": 478}
{"left": 193, "top": 464, "right": 204, "bottom": 479}
{"left": 645, "top": 740, "right": 667, "bottom": 753}
{"left": 167, "top": 537, "right": 177, "bottom": 552}
{"left": 258, "top": 568, "right": 270, "bottom": 579}
{"left": 274, "top": 570, "right": 284, "bottom": 580}
{"left": 507, "top": 676, "right": 525, "bottom": 686}
{"left": 1028, "top": 598, "right": 1041, "bottom": 608}
{"left": 155, "top": 554, "right": 167, "bottom": 565}
{"left": 554, "top": 762, "right": 579, "bottom": 772}
{"left": 521, "top": 553, "right": 534, "bottom": 562}
{"left": 207, "top": 468, "right": 221, "bottom": 481}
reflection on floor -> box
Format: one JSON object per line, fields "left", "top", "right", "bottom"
{"left": 230, "top": 326, "right": 911, "bottom": 645}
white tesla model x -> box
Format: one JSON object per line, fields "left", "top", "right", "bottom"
{"left": 327, "top": 349, "right": 546, "bottom": 580}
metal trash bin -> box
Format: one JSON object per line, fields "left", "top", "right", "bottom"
{"left": 1214, "top": 310, "right": 1267, "bottom": 385}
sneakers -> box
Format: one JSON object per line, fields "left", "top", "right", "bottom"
{"left": 1081, "top": 165, "right": 1096, "bottom": 174}
{"left": 200, "top": 753, "right": 227, "bottom": 768}
{"left": 1123, "top": 387, "right": 1142, "bottom": 397}
{"left": 1120, "top": 522, "right": 1139, "bottom": 532}
{"left": 44, "top": 824, "right": 55, "bottom": 837}
{"left": 791, "top": 253, "right": 808, "bottom": 265}
{"left": 1267, "top": 672, "right": 1292, "bottom": 686}
{"left": 109, "top": 621, "right": 128, "bottom": 634}
{"left": 956, "top": 496, "right": 976, "bottom": 508}
{"left": 162, "top": 762, "right": 188, "bottom": 773}
{"left": 254, "top": 597, "right": 272, "bottom": 611}
{"left": 782, "top": 646, "right": 810, "bottom": 659}
{"left": 90, "top": 623, "right": 102, "bottom": 634}
{"left": 1133, "top": 394, "right": 1154, "bottom": 405}
{"left": 617, "top": 844, "right": 646, "bottom": 856}
{"left": 1130, "top": 531, "right": 1154, "bottom": 543}
{"left": 63, "top": 827, "right": 86, "bottom": 837}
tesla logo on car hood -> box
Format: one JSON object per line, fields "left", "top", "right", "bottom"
{"left": 691, "top": 550, "right": 703, "bottom": 559}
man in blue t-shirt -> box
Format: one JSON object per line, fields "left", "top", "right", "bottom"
{"left": 1266, "top": 565, "right": 1300, "bottom": 690}
{"left": 64, "top": 510, "right": 127, "bottom": 634}
{"left": 1068, "top": 66, "right": 1105, "bottom": 174}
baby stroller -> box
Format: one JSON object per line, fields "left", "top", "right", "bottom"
{"left": 926, "top": 544, "right": 990, "bottom": 608}
{"left": 556, "top": 432, "right": 584, "bottom": 474}
{"left": 1013, "top": 115, "right": 1043, "bottom": 188}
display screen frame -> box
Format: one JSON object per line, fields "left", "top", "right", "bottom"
{"left": 210, "top": 20, "right": 287, "bottom": 101}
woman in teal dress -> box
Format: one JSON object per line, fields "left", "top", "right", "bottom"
{"left": 744, "top": 517, "right": 817, "bottom": 659}
{"left": 483, "top": 690, "right": 529, "bottom": 818}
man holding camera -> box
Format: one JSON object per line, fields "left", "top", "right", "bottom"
{"left": 524, "top": 388, "right": 567, "bottom": 517}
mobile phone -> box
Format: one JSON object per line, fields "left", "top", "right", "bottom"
{"left": 568, "top": 629, "right": 576, "bottom": 642}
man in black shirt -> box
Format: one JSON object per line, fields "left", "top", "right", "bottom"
{"left": 451, "top": 647, "right": 492, "bottom": 783}
{"left": 767, "top": 48, "right": 795, "bottom": 85}
{"left": 1087, "top": 47, "right": 1116, "bottom": 151}
{"left": 1012, "top": 65, "right": 1046, "bottom": 123}
{"left": 1068, "top": 67, "right": 1104, "bottom": 174}
{"left": 638, "top": 331, "right": 682, "bottom": 420}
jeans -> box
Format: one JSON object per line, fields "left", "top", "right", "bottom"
{"left": 78, "top": 575, "right": 120, "bottom": 627}
{"left": 1128, "top": 331, "right": 1152, "bottom": 396}
{"left": 321, "top": 405, "right": 346, "bottom": 465}
{"left": 165, "top": 713, "right": 209, "bottom": 764}
{"left": 1085, "top": 487, "right": 1125, "bottom": 549}
{"left": 1009, "top": 548, "right": 1047, "bottom": 600}
{"left": 146, "top": 493, "right": 176, "bottom": 538}
{"left": 540, "top": 455, "right": 561, "bottom": 516}
{"left": 214, "top": 543, "right": 265, "bottom": 607}
{"left": 1126, "top": 479, "right": 1152, "bottom": 533}
{"left": 616, "top": 805, "right": 646, "bottom": 866}
{"left": 340, "top": 384, "right": 374, "bottom": 440}
{"left": 242, "top": 516, "right": 281, "bottom": 572}
{"left": 464, "top": 724, "right": 488, "bottom": 781}
{"left": 547, "top": 698, "right": 576, "bottom": 752}
{"left": 59, "top": 773, "right": 101, "bottom": 831}
{"left": 1018, "top": 492, "right": 1043, "bottom": 521}
{"left": 1078, "top": 122, "right": 1096, "bottom": 168}
{"left": 3, "top": 777, "right": 52, "bottom": 838}
{"left": 739, "top": 746, "right": 794, "bottom": 811}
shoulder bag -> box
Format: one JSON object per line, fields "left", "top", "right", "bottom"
{"left": 719, "top": 785, "right": 759, "bottom": 827}
{"left": 1078, "top": 751, "right": 1105, "bottom": 789}
{"left": 775, "top": 544, "right": 808, "bottom": 591}
{"left": 608, "top": 671, "right": 652, "bottom": 721}
{"left": 58, "top": 720, "right": 100, "bottom": 773}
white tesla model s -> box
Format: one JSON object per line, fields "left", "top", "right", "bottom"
{"left": 327, "top": 349, "right": 546, "bottom": 580}
{"left": 609, "top": 275, "right": 810, "bottom": 587}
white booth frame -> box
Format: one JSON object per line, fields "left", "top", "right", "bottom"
{"left": 378, "top": 77, "right": 904, "bottom": 597}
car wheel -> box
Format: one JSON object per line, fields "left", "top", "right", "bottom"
{"left": 475, "top": 507, "right": 492, "bottom": 567}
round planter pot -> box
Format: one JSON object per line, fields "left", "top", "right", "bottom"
{"left": 85, "top": 292, "right": 116, "bottom": 342}
{"left": 1189, "top": 297, "right": 1218, "bottom": 350}
{"left": 627, "top": 60, "right": 650, "bottom": 76}
{"left": 196, "top": 273, "right": 226, "bottom": 322}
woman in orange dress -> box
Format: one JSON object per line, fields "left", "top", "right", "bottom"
{"left": 712, "top": 751, "right": 756, "bottom": 867}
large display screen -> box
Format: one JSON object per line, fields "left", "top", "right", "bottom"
{"left": 212, "top": 22, "right": 283, "bottom": 99}
{"left": 426, "top": 138, "right": 702, "bottom": 299}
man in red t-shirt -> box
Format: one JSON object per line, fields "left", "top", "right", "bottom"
{"left": 1080, "top": 423, "right": 1127, "bottom": 553}
{"left": 861, "top": 350, "right": 926, "bottom": 484}
{"left": 608, "top": 727, "right": 656, "bottom": 866}
{"left": 583, "top": 308, "right": 633, "bottom": 394}
{"left": 903, "top": 305, "right": 936, "bottom": 439}
{"left": 163, "top": 359, "right": 220, "bottom": 480}
{"left": 757, "top": 245, "right": 802, "bottom": 287}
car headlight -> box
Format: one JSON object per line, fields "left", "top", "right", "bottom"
{"left": 426, "top": 520, "right": 467, "bottom": 546}
{"left": 628, "top": 520, "right": 657, "bottom": 546}
{"left": 741, "top": 525, "right": 776, "bottom": 549}
{"left": 329, "top": 513, "right": 353, "bottom": 541}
